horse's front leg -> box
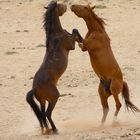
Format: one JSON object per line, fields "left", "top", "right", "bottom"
{"left": 72, "top": 29, "right": 83, "bottom": 43}
{"left": 72, "top": 29, "right": 88, "bottom": 51}
{"left": 72, "top": 29, "right": 84, "bottom": 48}
{"left": 81, "top": 39, "right": 88, "bottom": 51}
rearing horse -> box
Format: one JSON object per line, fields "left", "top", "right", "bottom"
{"left": 26, "top": 1, "right": 81, "bottom": 134}
{"left": 71, "top": 4, "right": 139, "bottom": 125}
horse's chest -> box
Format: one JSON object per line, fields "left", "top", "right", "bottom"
{"left": 63, "top": 35, "right": 75, "bottom": 50}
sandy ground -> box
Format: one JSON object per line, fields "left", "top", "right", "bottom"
{"left": 0, "top": 0, "right": 140, "bottom": 139}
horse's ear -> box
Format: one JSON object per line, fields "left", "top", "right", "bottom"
{"left": 44, "top": 6, "right": 48, "bottom": 9}
{"left": 91, "top": 5, "right": 96, "bottom": 10}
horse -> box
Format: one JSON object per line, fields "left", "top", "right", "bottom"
{"left": 26, "top": 1, "right": 82, "bottom": 134}
{"left": 71, "top": 4, "right": 139, "bottom": 125}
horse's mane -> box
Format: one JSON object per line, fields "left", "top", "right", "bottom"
{"left": 43, "top": 1, "right": 57, "bottom": 48}
{"left": 91, "top": 10, "right": 106, "bottom": 30}
{"left": 91, "top": 10, "right": 110, "bottom": 40}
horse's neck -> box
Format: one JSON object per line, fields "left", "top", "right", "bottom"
{"left": 51, "top": 15, "right": 63, "bottom": 34}
{"left": 84, "top": 16, "right": 103, "bottom": 32}
{"left": 46, "top": 15, "right": 63, "bottom": 52}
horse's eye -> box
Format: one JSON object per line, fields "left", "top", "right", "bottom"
{"left": 84, "top": 7, "right": 87, "bottom": 9}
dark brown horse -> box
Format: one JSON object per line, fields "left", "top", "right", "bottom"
{"left": 71, "top": 4, "right": 139, "bottom": 125}
{"left": 26, "top": 1, "right": 82, "bottom": 134}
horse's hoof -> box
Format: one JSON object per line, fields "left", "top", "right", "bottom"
{"left": 53, "top": 129, "right": 59, "bottom": 135}
{"left": 41, "top": 128, "right": 44, "bottom": 135}
{"left": 112, "top": 121, "right": 120, "bottom": 126}
{"left": 44, "top": 128, "right": 53, "bottom": 135}
{"left": 99, "top": 123, "right": 105, "bottom": 128}
{"left": 78, "top": 43, "right": 83, "bottom": 48}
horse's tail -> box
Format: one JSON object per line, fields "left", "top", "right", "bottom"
{"left": 122, "top": 81, "right": 139, "bottom": 112}
{"left": 26, "top": 89, "right": 44, "bottom": 127}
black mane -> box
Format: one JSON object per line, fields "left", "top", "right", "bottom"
{"left": 43, "top": 1, "right": 57, "bottom": 48}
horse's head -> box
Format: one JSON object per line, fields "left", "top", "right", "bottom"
{"left": 57, "top": 3, "right": 67, "bottom": 16}
{"left": 71, "top": 4, "right": 95, "bottom": 18}
{"left": 44, "top": 1, "right": 67, "bottom": 16}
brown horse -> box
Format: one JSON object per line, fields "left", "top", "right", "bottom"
{"left": 26, "top": 1, "right": 82, "bottom": 134}
{"left": 71, "top": 4, "right": 139, "bottom": 125}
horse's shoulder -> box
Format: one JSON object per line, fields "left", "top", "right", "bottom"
{"left": 92, "top": 31, "right": 103, "bottom": 37}
{"left": 87, "top": 32, "right": 100, "bottom": 39}
{"left": 90, "top": 32, "right": 108, "bottom": 43}
{"left": 84, "top": 32, "right": 108, "bottom": 50}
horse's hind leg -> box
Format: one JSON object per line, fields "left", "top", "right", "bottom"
{"left": 46, "top": 100, "right": 58, "bottom": 133}
{"left": 110, "top": 79, "right": 122, "bottom": 124}
{"left": 26, "top": 90, "right": 44, "bottom": 133}
{"left": 40, "top": 100, "right": 49, "bottom": 133}
{"left": 112, "top": 94, "right": 122, "bottom": 124}
{"left": 98, "top": 83, "right": 110, "bottom": 125}
{"left": 44, "top": 83, "right": 59, "bottom": 133}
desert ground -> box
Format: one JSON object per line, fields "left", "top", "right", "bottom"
{"left": 0, "top": 0, "right": 140, "bottom": 139}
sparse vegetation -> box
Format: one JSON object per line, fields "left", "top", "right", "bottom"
{"left": 96, "top": 5, "right": 107, "bottom": 9}
{"left": 5, "top": 51, "right": 18, "bottom": 55}
{"left": 36, "top": 44, "right": 45, "bottom": 48}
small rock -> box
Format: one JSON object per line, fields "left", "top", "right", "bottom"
{"left": 23, "top": 30, "right": 29, "bottom": 32}
{"left": 5, "top": 51, "right": 18, "bottom": 55}
{"left": 36, "top": 44, "right": 45, "bottom": 48}
{"left": 16, "top": 30, "right": 21, "bottom": 32}
{"left": 120, "top": 135, "right": 125, "bottom": 138}
{"left": 135, "top": 133, "right": 140, "bottom": 136}
{"left": 123, "top": 66, "right": 135, "bottom": 71}
{"left": 10, "top": 76, "right": 15, "bottom": 79}
{"left": 96, "top": 5, "right": 107, "bottom": 9}
{"left": 29, "top": 77, "right": 33, "bottom": 80}
{"left": 8, "top": 76, "right": 16, "bottom": 79}
{"left": 60, "top": 93, "right": 73, "bottom": 97}
{"left": 102, "top": 131, "right": 105, "bottom": 133}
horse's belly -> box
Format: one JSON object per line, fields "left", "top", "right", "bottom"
{"left": 53, "top": 62, "right": 68, "bottom": 77}
{"left": 89, "top": 56, "right": 118, "bottom": 79}
{"left": 48, "top": 59, "right": 68, "bottom": 82}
